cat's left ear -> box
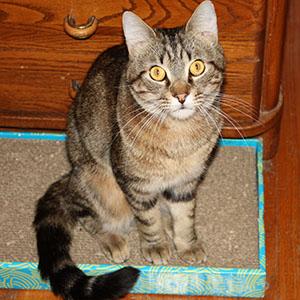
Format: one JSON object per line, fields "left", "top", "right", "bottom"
{"left": 122, "top": 11, "right": 156, "bottom": 57}
{"left": 185, "top": 0, "right": 218, "bottom": 42}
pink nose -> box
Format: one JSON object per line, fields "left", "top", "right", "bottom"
{"left": 176, "top": 94, "right": 188, "bottom": 104}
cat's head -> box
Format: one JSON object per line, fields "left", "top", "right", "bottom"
{"left": 122, "top": 0, "right": 224, "bottom": 120}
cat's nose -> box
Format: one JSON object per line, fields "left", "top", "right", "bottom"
{"left": 176, "top": 94, "right": 188, "bottom": 104}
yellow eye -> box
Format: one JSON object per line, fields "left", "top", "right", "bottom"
{"left": 189, "top": 60, "right": 205, "bottom": 76}
{"left": 149, "top": 66, "right": 166, "bottom": 81}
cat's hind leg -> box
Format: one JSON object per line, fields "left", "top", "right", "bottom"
{"left": 69, "top": 164, "right": 133, "bottom": 263}
{"left": 79, "top": 214, "right": 130, "bottom": 263}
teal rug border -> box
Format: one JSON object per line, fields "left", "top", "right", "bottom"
{"left": 0, "top": 132, "right": 266, "bottom": 297}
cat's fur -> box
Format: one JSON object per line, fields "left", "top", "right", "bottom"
{"left": 33, "top": 1, "right": 225, "bottom": 299}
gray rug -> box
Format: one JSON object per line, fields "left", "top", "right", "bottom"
{"left": 0, "top": 139, "right": 259, "bottom": 268}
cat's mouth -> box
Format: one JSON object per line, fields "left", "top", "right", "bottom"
{"left": 170, "top": 107, "right": 195, "bottom": 120}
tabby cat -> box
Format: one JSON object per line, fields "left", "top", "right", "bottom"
{"left": 33, "top": 1, "right": 225, "bottom": 299}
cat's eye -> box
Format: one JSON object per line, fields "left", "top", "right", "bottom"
{"left": 149, "top": 66, "right": 166, "bottom": 81}
{"left": 189, "top": 60, "right": 206, "bottom": 76}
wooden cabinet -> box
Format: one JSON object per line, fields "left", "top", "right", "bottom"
{"left": 0, "top": 0, "right": 287, "bottom": 158}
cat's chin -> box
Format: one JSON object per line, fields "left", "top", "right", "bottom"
{"left": 170, "top": 108, "right": 195, "bottom": 120}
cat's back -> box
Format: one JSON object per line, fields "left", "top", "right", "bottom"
{"left": 86, "top": 44, "right": 128, "bottom": 83}
{"left": 67, "top": 45, "right": 129, "bottom": 165}
{"left": 79, "top": 44, "right": 128, "bottom": 106}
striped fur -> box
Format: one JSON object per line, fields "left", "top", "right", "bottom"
{"left": 33, "top": 1, "right": 224, "bottom": 299}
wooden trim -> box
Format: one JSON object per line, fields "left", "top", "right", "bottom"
{"left": 0, "top": 115, "right": 66, "bottom": 131}
{"left": 260, "top": 0, "right": 288, "bottom": 111}
{"left": 222, "top": 90, "right": 283, "bottom": 138}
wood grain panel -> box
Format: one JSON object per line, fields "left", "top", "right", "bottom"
{"left": 0, "top": 0, "right": 266, "bottom": 130}
{"left": 276, "top": 0, "right": 300, "bottom": 296}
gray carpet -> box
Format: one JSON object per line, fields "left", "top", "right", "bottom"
{"left": 0, "top": 139, "right": 259, "bottom": 268}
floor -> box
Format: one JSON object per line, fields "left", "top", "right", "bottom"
{"left": 0, "top": 0, "right": 299, "bottom": 299}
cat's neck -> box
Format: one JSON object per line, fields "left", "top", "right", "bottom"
{"left": 117, "top": 91, "right": 220, "bottom": 158}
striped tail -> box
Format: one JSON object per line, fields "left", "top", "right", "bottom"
{"left": 33, "top": 174, "right": 139, "bottom": 300}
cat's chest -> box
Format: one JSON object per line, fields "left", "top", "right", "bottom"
{"left": 123, "top": 136, "right": 215, "bottom": 192}
{"left": 117, "top": 111, "right": 219, "bottom": 191}
{"left": 153, "top": 149, "right": 206, "bottom": 185}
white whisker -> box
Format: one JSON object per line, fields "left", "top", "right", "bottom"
{"left": 208, "top": 105, "right": 250, "bottom": 149}
{"left": 128, "top": 107, "right": 161, "bottom": 149}
{"left": 196, "top": 105, "right": 224, "bottom": 142}
{"left": 220, "top": 102, "right": 262, "bottom": 125}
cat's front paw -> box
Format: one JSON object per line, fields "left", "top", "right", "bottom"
{"left": 177, "top": 241, "right": 207, "bottom": 264}
{"left": 141, "top": 242, "right": 171, "bottom": 265}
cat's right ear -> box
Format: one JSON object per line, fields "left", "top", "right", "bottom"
{"left": 122, "top": 11, "right": 156, "bottom": 57}
{"left": 185, "top": 0, "right": 218, "bottom": 43}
